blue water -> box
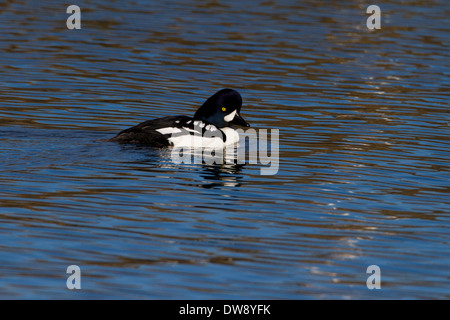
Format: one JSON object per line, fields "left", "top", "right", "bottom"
{"left": 0, "top": 0, "right": 449, "bottom": 299}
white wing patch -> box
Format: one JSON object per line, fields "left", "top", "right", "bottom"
{"left": 193, "top": 121, "right": 206, "bottom": 128}
{"left": 205, "top": 124, "right": 217, "bottom": 132}
{"left": 156, "top": 127, "right": 182, "bottom": 135}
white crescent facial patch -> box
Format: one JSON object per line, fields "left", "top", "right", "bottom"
{"left": 224, "top": 110, "right": 237, "bottom": 122}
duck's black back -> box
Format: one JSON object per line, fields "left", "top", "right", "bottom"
{"left": 109, "top": 116, "right": 191, "bottom": 147}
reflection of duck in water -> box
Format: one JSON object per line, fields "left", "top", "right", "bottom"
{"left": 168, "top": 146, "right": 246, "bottom": 188}
{"left": 199, "top": 163, "right": 245, "bottom": 189}
{"left": 122, "top": 145, "right": 246, "bottom": 188}
{"left": 109, "top": 89, "right": 250, "bottom": 148}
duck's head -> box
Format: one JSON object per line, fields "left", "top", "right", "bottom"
{"left": 194, "top": 88, "right": 250, "bottom": 128}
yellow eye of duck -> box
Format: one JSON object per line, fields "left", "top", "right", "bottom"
{"left": 222, "top": 107, "right": 226, "bottom": 112}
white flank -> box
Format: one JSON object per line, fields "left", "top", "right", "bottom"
{"left": 221, "top": 127, "right": 240, "bottom": 144}
{"left": 168, "top": 135, "right": 222, "bottom": 148}
{"left": 168, "top": 127, "right": 240, "bottom": 148}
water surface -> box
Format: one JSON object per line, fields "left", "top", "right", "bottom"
{"left": 0, "top": 0, "right": 449, "bottom": 299}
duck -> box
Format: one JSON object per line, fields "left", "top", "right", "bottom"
{"left": 109, "top": 88, "right": 250, "bottom": 148}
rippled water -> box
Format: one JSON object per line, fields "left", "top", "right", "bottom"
{"left": 0, "top": 0, "right": 449, "bottom": 299}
